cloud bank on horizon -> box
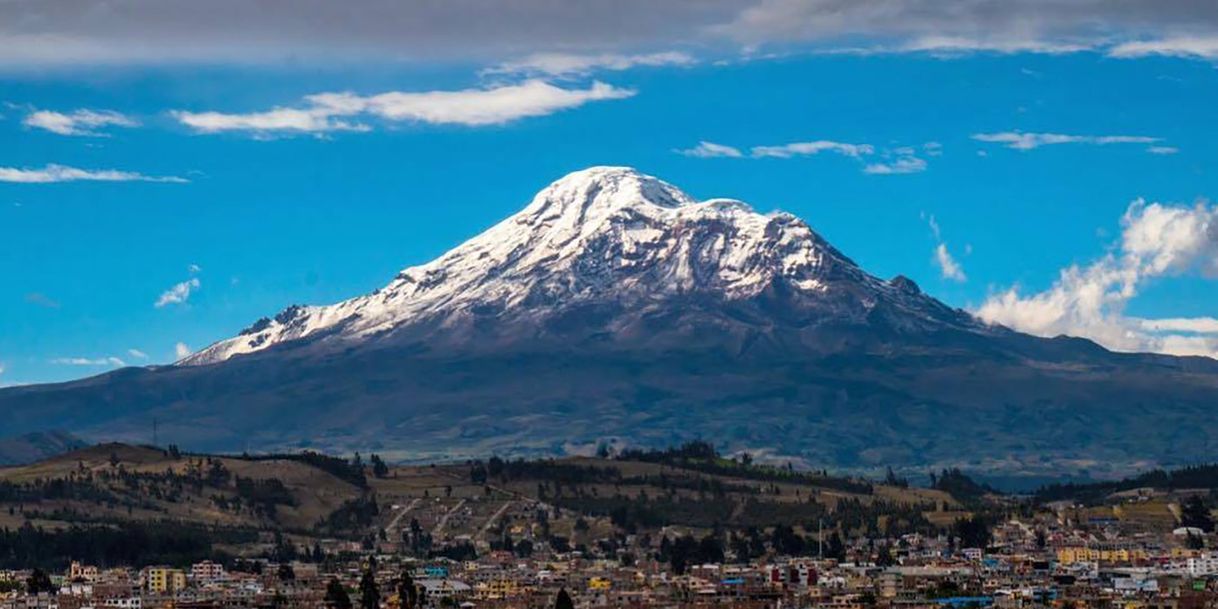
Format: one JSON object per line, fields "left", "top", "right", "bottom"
{"left": 4, "top": 0, "right": 1218, "bottom": 66}
{"left": 978, "top": 200, "right": 1218, "bottom": 358}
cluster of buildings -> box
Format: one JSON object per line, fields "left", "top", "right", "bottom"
{"left": 0, "top": 519, "right": 1215, "bottom": 608}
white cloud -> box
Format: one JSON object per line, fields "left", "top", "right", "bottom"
{"left": 7, "top": 2, "right": 1218, "bottom": 67}
{"left": 923, "top": 213, "right": 967, "bottom": 282}
{"left": 174, "top": 105, "right": 369, "bottom": 135}
{"left": 977, "top": 199, "right": 1218, "bottom": 357}
{"left": 174, "top": 80, "right": 634, "bottom": 135}
{"left": 742, "top": 139, "right": 929, "bottom": 175}
{"left": 751, "top": 140, "right": 874, "bottom": 159}
{"left": 188, "top": 263, "right": 202, "bottom": 273}
{"left": 155, "top": 277, "right": 200, "bottom": 308}
{"left": 1137, "top": 317, "right": 1218, "bottom": 334}
{"left": 1109, "top": 36, "right": 1218, "bottom": 60}
{"left": 902, "top": 36, "right": 1090, "bottom": 55}
{"left": 677, "top": 141, "right": 743, "bottom": 158}
{"left": 51, "top": 356, "right": 126, "bottom": 366}
{"left": 1148, "top": 146, "right": 1180, "bottom": 155}
{"left": 127, "top": 349, "right": 149, "bottom": 359}
{"left": 0, "top": 164, "right": 188, "bottom": 184}
{"left": 0, "top": 3, "right": 739, "bottom": 66}
{"left": 972, "top": 131, "right": 1162, "bottom": 151}
{"left": 175, "top": 342, "right": 192, "bottom": 359}
{"left": 23, "top": 109, "right": 138, "bottom": 136}
{"left": 717, "top": 1, "right": 1218, "bottom": 60}
{"left": 863, "top": 156, "right": 927, "bottom": 175}
{"left": 487, "top": 51, "right": 695, "bottom": 77}
{"left": 0, "top": 362, "right": 24, "bottom": 388}
{"left": 934, "top": 243, "right": 967, "bottom": 282}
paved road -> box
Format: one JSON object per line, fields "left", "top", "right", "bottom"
{"left": 432, "top": 498, "right": 467, "bottom": 537}
{"left": 478, "top": 500, "right": 515, "bottom": 541}
{"left": 385, "top": 497, "right": 421, "bottom": 535}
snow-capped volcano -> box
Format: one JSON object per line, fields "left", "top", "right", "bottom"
{"left": 185, "top": 166, "right": 975, "bottom": 365}
{"left": 6, "top": 166, "right": 1218, "bottom": 473}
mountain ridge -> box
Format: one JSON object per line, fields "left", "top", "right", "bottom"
{"left": 3, "top": 167, "right": 1218, "bottom": 481}
{"left": 184, "top": 166, "right": 988, "bottom": 365}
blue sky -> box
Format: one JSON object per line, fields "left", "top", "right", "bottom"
{"left": 4, "top": 1, "right": 1218, "bottom": 385}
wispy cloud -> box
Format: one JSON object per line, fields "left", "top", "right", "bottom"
{"left": 0, "top": 361, "right": 18, "bottom": 389}
{"left": 682, "top": 138, "right": 930, "bottom": 175}
{"left": 155, "top": 277, "right": 200, "bottom": 308}
{"left": 486, "top": 51, "right": 694, "bottom": 77}
{"left": 977, "top": 199, "right": 1218, "bottom": 358}
{"left": 923, "top": 213, "right": 967, "bottom": 282}
{"left": 934, "top": 243, "right": 967, "bottom": 282}
{"left": 972, "top": 131, "right": 1163, "bottom": 151}
{"left": 750, "top": 140, "right": 874, "bottom": 159}
{"left": 175, "top": 342, "right": 192, "bottom": 359}
{"left": 1137, "top": 317, "right": 1218, "bottom": 334}
{"left": 1148, "top": 146, "right": 1180, "bottom": 155}
{"left": 676, "top": 141, "right": 743, "bottom": 158}
{"left": 24, "top": 292, "right": 60, "bottom": 308}
{"left": 864, "top": 156, "right": 927, "bottom": 175}
{"left": 51, "top": 356, "right": 126, "bottom": 367}
{"left": 127, "top": 348, "right": 149, "bottom": 360}
{"left": 23, "top": 108, "right": 138, "bottom": 136}
{"left": 173, "top": 80, "right": 634, "bottom": 135}
{"left": 0, "top": 164, "right": 187, "bottom": 184}
{"left": 1108, "top": 36, "right": 1218, "bottom": 60}
{"left": 901, "top": 36, "right": 1091, "bottom": 56}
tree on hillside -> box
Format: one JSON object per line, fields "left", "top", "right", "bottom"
{"left": 555, "top": 588, "right": 575, "bottom": 609}
{"left": 397, "top": 571, "right": 418, "bottom": 609}
{"left": 952, "top": 515, "right": 992, "bottom": 549}
{"left": 359, "top": 568, "right": 380, "bottom": 609}
{"left": 470, "top": 462, "right": 488, "bottom": 484}
{"left": 370, "top": 454, "right": 389, "bottom": 478}
{"left": 487, "top": 456, "right": 505, "bottom": 479}
{"left": 325, "top": 578, "right": 352, "bottom": 609}
{"left": 825, "top": 531, "right": 846, "bottom": 561}
{"left": 1181, "top": 496, "right": 1215, "bottom": 532}
{"left": 26, "top": 569, "right": 56, "bottom": 595}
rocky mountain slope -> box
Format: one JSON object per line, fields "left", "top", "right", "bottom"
{"left": 0, "top": 430, "right": 87, "bottom": 465}
{"left": 3, "top": 167, "right": 1217, "bottom": 480}
{"left": 185, "top": 167, "right": 984, "bottom": 365}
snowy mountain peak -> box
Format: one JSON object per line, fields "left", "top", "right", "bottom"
{"left": 528, "top": 166, "right": 696, "bottom": 216}
{"left": 508, "top": 166, "right": 733, "bottom": 251}
{"left": 183, "top": 167, "right": 967, "bottom": 366}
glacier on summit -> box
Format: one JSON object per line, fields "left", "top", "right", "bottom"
{"left": 184, "top": 166, "right": 978, "bottom": 365}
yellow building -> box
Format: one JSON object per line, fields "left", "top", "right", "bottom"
{"left": 589, "top": 576, "right": 612, "bottom": 591}
{"left": 475, "top": 579, "right": 521, "bottom": 600}
{"left": 1056, "top": 546, "right": 1148, "bottom": 565}
{"left": 146, "top": 567, "right": 187, "bottom": 594}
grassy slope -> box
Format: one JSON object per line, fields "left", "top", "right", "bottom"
{"left": 0, "top": 443, "right": 363, "bottom": 534}
{"left": 0, "top": 446, "right": 963, "bottom": 552}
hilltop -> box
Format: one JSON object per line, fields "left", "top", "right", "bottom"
{"left": 0, "top": 442, "right": 962, "bottom": 561}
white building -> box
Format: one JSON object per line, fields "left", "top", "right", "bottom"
{"left": 190, "top": 560, "right": 226, "bottom": 582}
{"left": 1187, "top": 553, "right": 1218, "bottom": 576}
